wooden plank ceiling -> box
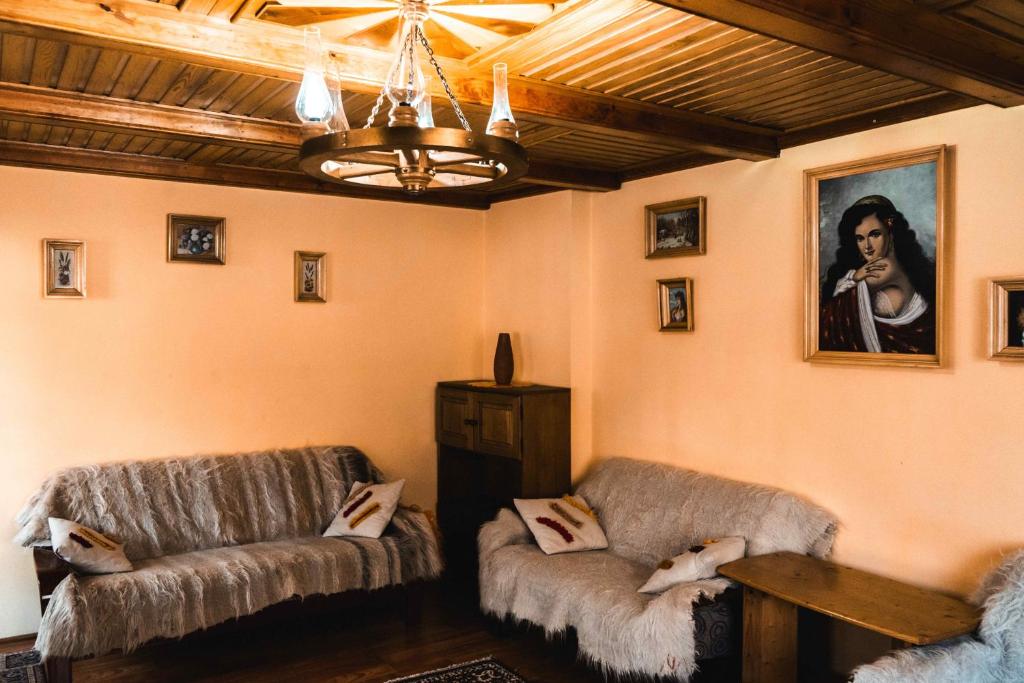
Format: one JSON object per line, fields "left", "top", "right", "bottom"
{"left": 0, "top": 0, "right": 1019, "bottom": 209}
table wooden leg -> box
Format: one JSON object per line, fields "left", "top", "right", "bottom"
{"left": 742, "top": 587, "right": 798, "bottom": 683}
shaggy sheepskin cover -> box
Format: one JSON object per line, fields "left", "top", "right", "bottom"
{"left": 15, "top": 446, "right": 442, "bottom": 659}
{"left": 852, "top": 550, "right": 1024, "bottom": 683}
{"left": 479, "top": 457, "right": 838, "bottom": 680}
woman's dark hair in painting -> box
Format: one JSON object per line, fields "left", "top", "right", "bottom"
{"left": 822, "top": 194, "right": 935, "bottom": 305}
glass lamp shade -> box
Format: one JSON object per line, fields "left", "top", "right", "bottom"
{"left": 295, "top": 27, "right": 334, "bottom": 124}
{"left": 325, "top": 60, "right": 350, "bottom": 133}
{"left": 384, "top": 14, "right": 427, "bottom": 109}
{"left": 416, "top": 76, "right": 435, "bottom": 128}
{"left": 486, "top": 62, "right": 517, "bottom": 139}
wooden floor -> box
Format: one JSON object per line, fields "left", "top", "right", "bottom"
{"left": 2, "top": 585, "right": 741, "bottom": 683}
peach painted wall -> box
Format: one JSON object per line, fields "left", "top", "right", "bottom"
{"left": 0, "top": 167, "right": 484, "bottom": 637}
{"left": 484, "top": 104, "right": 1024, "bottom": 599}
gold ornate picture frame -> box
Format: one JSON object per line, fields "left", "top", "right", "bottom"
{"left": 167, "top": 214, "right": 226, "bottom": 264}
{"left": 658, "top": 278, "right": 693, "bottom": 332}
{"left": 645, "top": 196, "right": 706, "bottom": 258}
{"left": 804, "top": 145, "right": 950, "bottom": 368}
{"left": 989, "top": 278, "right": 1024, "bottom": 360}
{"left": 294, "top": 251, "right": 326, "bottom": 303}
{"left": 43, "top": 239, "right": 86, "bottom": 298}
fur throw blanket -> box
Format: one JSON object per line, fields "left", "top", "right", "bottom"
{"left": 479, "top": 457, "right": 838, "bottom": 680}
{"left": 15, "top": 446, "right": 442, "bottom": 659}
{"left": 852, "top": 550, "right": 1024, "bottom": 683}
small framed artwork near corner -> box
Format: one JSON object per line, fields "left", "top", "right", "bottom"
{"left": 989, "top": 278, "right": 1024, "bottom": 360}
{"left": 167, "top": 214, "right": 225, "bottom": 264}
{"left": 645, "top": 196, "right": 706, "bottom": 258}
{"left": 294, "top": 251, "right": 326, "bottom": 302}
{"left": 658, "top": 278, "right": 693, "bottom": 332}
{"left": 43, "top": 239, "right": 86, "bottom": 298}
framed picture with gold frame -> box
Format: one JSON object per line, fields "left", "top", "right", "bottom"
{"left": 167, "top": 214, "right": 225, "bottom": 264}
{"left": 989, "top": 278, "right": 1024, "bottom": 360}
{"left": 43, "top": 239, "right": 86, "bottom": 298}
{"left": 294, "top": 251, "right": 326, "bottom": 302}
{"left": 645, "top": 196, "right": 706, "bottom": 258}
{"left": 804, "top": 145, "right": 950, "bottom": 368}
{"left": 658, "top": 278, "right": 693, "bottom": 332}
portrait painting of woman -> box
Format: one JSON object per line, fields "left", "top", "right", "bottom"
{"left": 804, "top": 146, "right": 948, "bottom": 367}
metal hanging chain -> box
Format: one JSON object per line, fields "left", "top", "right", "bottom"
{"left": 417, "top": 25, "right": 472, "bottom": 131}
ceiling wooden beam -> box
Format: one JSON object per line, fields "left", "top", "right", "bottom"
{"left": 0, "top": 139, "right": 493, "bottom": 209}
{"left": 0, "top": 82, "right": 622, "bottom": 192}
{"left": 0, "top": 82, "right": 300, "bottom": 154}
{"left": 0, "top": 0, "right": 780, "bottom": 160}
{"left": 653, "top": 0, "right": 1024, "bottom": 107}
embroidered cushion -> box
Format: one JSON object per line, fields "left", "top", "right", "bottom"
{"left": 323, "top": 480, "right": 404, "bottom": 539}
{"left": 513, "top": 495, "right": 609, "bottom": 555}
{"left": 638, "top": 536, "right": 745, "bottom": 594}
{"left": 48, "top": 517, "right": 133, "bottom": 574}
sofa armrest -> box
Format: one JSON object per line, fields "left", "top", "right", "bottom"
{"left": 33, "top": 546, "right": 73, "bottom": 616}
{"left": 478, "top": 508, "right": 530, "bottom": 562}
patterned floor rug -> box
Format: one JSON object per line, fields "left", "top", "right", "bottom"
{"left": 386, "top": 656, "right": 526, "bottom": 682}
{"left": 0, "top": 650, "right": 45, "bottom": 683}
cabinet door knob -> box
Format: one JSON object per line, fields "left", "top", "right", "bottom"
{"left": 464, "top": 419, "right": 479, "bottom": 426}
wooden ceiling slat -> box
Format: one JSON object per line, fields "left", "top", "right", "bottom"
{"left": 5, "top": 120, "right": 25, "bottom": 141}
{"left": 159, "top": 64, "right": 216, "bottom": 107}
{"left": 45, "top": 124, "right": 72, "bottom": 146}
{"left": 955, "top": 0, "right": 1024, "bottom": 41}
{"left": 109, "top": 54, "right": 161, "bottom": 100}
{"left": 84, "top": 130, "right": 113, "bottom": 150}
{"left": 0, "top": 33, "right": 33, "bottom": 83}
{"left": 185, "top": 143, "right": 236, "bottom": 164}
{"left": 134, "top": 60, "right": 189, "bottom": 102}
{"left": 770, "top": 84, "right": 940, "bottom": 130}
{"left": 55, "top": 43, "right": 100, "bottom": 91}
{"left": 206, "top": 74, "right": 267, "bottom": 113}
{"left": 182, "top": 70, "right": 241, "bottom": 110}
{"left": 123, "top": 135, "right": 156, "bottom": 154}
{"left": 64, "top": 127, "right": 92, "bottom": 148}
{"left": 174, "top": 141, "right": 204, "bottom": 159}
{"left": 104, "top": 133, "right": 134, "bottom": 153}
{"left": 140, "top": 137, "right": 174, "bottom": 156}
{"left": 738, "top": 71, "right": 908, "bottom": 123}
{"left": 25, "top": 122, "right": 49, "bottom": 143}
{"left": 228, "top": 79, "right": 292, "bottom": 117}
{"left": 673, "top": 52, "right": 833, "bottom": 111}
{"left": 27, "top": 38, "right": 67, "bottom": 88}
{"left": 83, "top": 50, "right": 130, "bottom": 96}
{"left": 214, "top": 146, "right": 252, "bottom": 165}
{"left": 247, "top": 81, "right": 299, "bottom": 120}
{"left": 160, "top": 139, "right": 191, "bottom": 158}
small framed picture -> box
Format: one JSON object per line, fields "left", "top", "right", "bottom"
{"left": 658, "top": 278, "right": 693, "bottom": 332}
{"left": 989, "top": 278, "right": 1024, "bottom": 360}
{"left": 645, "top": 196, "right": 706, "bottom": 258}
{"left": 295, "top": 251, "right": 326, "bottom": 302}
{"left": 43, "top": 239, "right": 86, "bottom": 298}
{"left": 167, "top": 214, "right": 225, "bottom": 264}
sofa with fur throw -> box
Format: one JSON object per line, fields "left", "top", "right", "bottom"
{"left": 478, "top": 457, "right": 838, "bottom": 681}
{"left": 15, "top": 445, "right": 442, "bottom": 671}
{"left": 852, "top": 550, "right": 1024, "bottom": 683}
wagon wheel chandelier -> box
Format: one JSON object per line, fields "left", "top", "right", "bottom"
{"left": 293, "top": 0, "right": 527, "bottom": 194}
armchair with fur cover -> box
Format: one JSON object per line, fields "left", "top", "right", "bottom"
{"left": 852, "top": 550, "right": 1024, "bottom": 683}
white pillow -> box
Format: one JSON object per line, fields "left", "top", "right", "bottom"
{"left": 513, "top": 495, "right": 609, "bottom": 555}
{"left": 638, "top": 536, "right": 745, "bottom": 594}
{"left": 48, "top": 517, "right": 133, "bottom": 574}
{"left": 324, "top": 479, "right": 404, "bottom": 539}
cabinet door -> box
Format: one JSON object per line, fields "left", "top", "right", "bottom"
{"left": 436, "top": 389, "right": 474, "bottom": 449}
{"left": 474, "top": 394, "right": 521, "bottom": 460}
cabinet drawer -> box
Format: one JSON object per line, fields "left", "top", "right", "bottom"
{"left": 474, "top": 394, "right": 521, "bottom": 460}
{"left": 436, "top": 389, "right": 474, "bottom": 449}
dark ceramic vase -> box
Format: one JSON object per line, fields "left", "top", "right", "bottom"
{"left": 493, "top": 333, "right": 514, "bottom": 385}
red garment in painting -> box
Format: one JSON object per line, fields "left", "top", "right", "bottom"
{"left": 820, "top": 286, "right": 935, "bottom": 355}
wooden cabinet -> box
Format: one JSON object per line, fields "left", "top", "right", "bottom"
{"left": 435, "top": 380, "right": 570, "bottom": 580}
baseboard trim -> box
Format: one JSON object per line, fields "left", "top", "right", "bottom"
{"left": 0, "top": 632, "right": 37, "bottom": 647}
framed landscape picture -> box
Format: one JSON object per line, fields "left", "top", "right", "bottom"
{"left": 658, "top": 278, "right": 693, "bottom": 332}
{"left": 989, "top": 279, "right": 1024, "bottom": 360}
{"left": 645, "top": 196, "right": 706, "bottom": 258}
{"left": 43, "top": 239, "right": 85, "bottom": 298}
{"left": 804, "top": 145, "right": 950, "bottom": 368}
{"left": 167, "top": 214, "right": 225, "bottom": 264}
{"left": 294, "top": 251, "right": 326, "bottom": 302}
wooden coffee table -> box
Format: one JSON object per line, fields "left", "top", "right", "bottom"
{"left": 718, "top": 552, "right": 981, "bottom": 683}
